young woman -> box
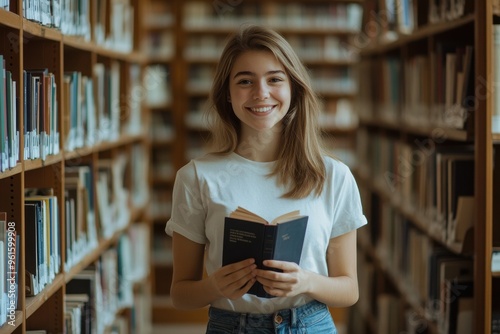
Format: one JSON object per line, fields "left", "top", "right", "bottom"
{"left": 165, "top": 25, "right": 367, "bottom": 333}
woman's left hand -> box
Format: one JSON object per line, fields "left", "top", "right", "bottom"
{"left": 254, "top": 260, "right": 310, "bottom": 297}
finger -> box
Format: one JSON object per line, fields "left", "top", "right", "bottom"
{"left": 219, "top": 267, "right": 256, "bottom": 296}
{"left": 222, "top": 258, "right": 256, "bottom": 275}
{"left": 262, "top": 260, "right": 297, "bottom": 272}
{"left": 225, "top": 276, "right": 256, "bottom": 299}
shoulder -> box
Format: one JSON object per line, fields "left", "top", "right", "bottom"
{"left": 176, "top": 153, "right": 233, "bottom": 180}
{"left": 322, "top": 155, "right": 353, "bottom": 177}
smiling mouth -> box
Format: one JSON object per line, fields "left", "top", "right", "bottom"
{"left": 248, "top": 106, "right": 275, "bottom": 113}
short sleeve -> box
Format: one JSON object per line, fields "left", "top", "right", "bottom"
{"left": 330, "top": 165, "right": 367, "bottom": 238}
{"left": 165, "top": 161, "right": 208, "bottom": 244}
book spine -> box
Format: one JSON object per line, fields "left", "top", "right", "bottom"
{"left": 261, "top": 226, "right": 277, "bottom": 268}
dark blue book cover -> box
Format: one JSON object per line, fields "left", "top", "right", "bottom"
{"left": 222, "top": 209, "right": 308, "bottom": 298}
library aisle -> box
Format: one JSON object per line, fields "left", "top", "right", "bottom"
{"left": 1, "top": 0, "right": 499, "bottom": 333}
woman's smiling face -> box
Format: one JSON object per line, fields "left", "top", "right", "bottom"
{"left": 228, "top": 50, "right": 292, "bottom": 136}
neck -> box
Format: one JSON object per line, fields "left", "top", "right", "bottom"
{"left": 236, "top": 129, "right": 280, "bottom": 162}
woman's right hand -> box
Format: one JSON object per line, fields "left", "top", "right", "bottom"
{"left": 209, "top": 258, "right": 257, "bottom": 300}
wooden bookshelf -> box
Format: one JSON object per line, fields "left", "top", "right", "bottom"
{"left": 141, "top": 0, "right": 364, "bottom": 327}
{"left": 0, "top": 0, "right": 152, "bottom": 332}
{"left": 353, "top": 1, "right": 498, "bottom": 333}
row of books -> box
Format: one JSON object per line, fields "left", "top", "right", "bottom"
{"left": 23, "top": 0, "right": 63, "bottom": 30}
{"left": 184, "top": 1, "right": 363, "bottom": 31}
{"left": 64, "top": 165, "right": 98, "bottom": 271}
{"left": 0, "top": 56, "right": 20, "bottom": 172}
{"left": 428, "top": 0, "right": 473, "bottom": 24}
{"left": 63, "top": 63, "right": 143, "bottom": 153}
{"left": 371, "top": 0, "right": 472, "bottom": 42}
{"left": 23, "top": 0, "right": 91, "bottom": 40}
{"left": 357, "top": 130, "right": 474, "bottom": 250}
{"left": 184, "top": 35, "right": 356, "bottom": 63}
{"left": 144, "top": 30, "right": 174, "bottom": 60}
{"left": 22, "top": 0, "right": 134, "bottom": 51}
{"left": 150, "top": 188, "right": 172, "bottom": 220}
{"left": 0, "top": 213, "right": 20, "bottom": 328}
{"left": 356, "top": 223, "right": 474, "bottom": 334}
{"left": 94, "top": 0, "right": 134, "bottom": 53}
{"left": 63, "top": 64, "right": 119, "bottom": 151}
{"left": 151, "top": 112, "right": 175, "bottom": 142}
{"left": 152, "top": 149, "right": 174, "bottom": 182}
{"left": 1, "top": 63, "right": 146, "bottom": 169}
{"left": 24, "top": 68, "right": 60, "bottom": 162}
{"left": 64, "top": 224, "right": 149, "bottom": 334}
{"left": 357, "top": 43, "right": 474, "bottom": 131}
{"left": 25, "top": 157, "right": 146, "bottom": 288}
{"left": 24, "top": 188, "right": 61, "bottom": 297}
{"left": 145, "top": 64, "right": 171, "bottom": 109}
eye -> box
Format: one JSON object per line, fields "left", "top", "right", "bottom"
{"left": 237, "top": 79, "right": 252, "bottom": 85}
{"left": 269, "top": 77, "right": 284, "bottom": 83}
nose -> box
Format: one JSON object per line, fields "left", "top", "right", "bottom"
{"left": 253, "top": 81, "right": 269, "bottom": 100}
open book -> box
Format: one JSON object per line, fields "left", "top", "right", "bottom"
{"left": 222, "top": 207, "right": 308, "bottom": 298}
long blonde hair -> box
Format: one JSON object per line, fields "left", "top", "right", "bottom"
{"left": 207, "top": 24, "right": 326, "bottom": 199}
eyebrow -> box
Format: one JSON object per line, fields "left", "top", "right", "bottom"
{"left": 232, "top": 70, "right": 286, "bottom": 79}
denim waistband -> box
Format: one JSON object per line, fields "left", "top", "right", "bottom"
{"left": 208, "top": 300, "right": 327, "bottom": 328}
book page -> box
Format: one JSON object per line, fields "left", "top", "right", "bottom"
{"left": 229, "top": 207, "right": 267, "bottom": 224}
{"left": 229, "top": 206, "right": 302, "bottom": 225}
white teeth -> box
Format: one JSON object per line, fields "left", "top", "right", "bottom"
{"left": 250, "top": 106, "right": 273, "bottom": 112}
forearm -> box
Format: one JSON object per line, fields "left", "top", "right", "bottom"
{"left": 170, "top": 276, "right": 219, "bottom": 310}
{"left": 304, "top": 271, "right": 359, "bottom": 307}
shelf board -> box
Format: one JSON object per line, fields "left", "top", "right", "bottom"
{"left": 184, "top": 25, "right": 359, "bottom": 36}
{"left": 65, "top": 221, "right": 132, "bottom": 283}
{"left": 356, "top": 169, "right": 472, "bottom": 256}
{"left": 360, "top": 117, "right": 472, "bottom": 141}
{"left": 64, "top": 134, "right": 146, "bottom": 160}
{"left": 0, "top": 311, "right": 23, "bottom": 334}
{"left": 151, "top": 138, "right": 175, "bottom": 146}
{"left": 62, "top": 35, "right": 95, "bottom": 53}
{"left": 0, "top": 164, "right": 22, "bottom": 180}
{"left": 361, "top": 14, "right": 475, "bottom": 55}
{"left": 357, "top": 229, "right": 438, "bottom": 332}
{"left": 492, "top": 133, "right": 500, "bottom": 142}
{"left": 147, "top": 55, "right": 174, "bottom": 63}
{"left": 0, "top": 9, "right": 21, "bottom": 29}
{"left": 22, "top": 18, "right": 62, "bottom": 41}
{"left": 148, "top": 102, "right": 172, "bottom": 110}
{"left": 23, "top": 153, "right": 63, "bottom": 172}
{"left": 94, "top": 45, "right": 147, "bottom": 63}
{"left": 26, "top": 273, "right": 65, "bottom": 318}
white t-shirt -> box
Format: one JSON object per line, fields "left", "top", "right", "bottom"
{"left": 165, "top": 152, "right": 367, "bottom": 313}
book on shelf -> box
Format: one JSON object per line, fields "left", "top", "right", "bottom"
{"left": 23, "top": 68, "right": 59, "bottom": 161}
{"left": 430, "top": 145, "right": 475, "bottom": 245}
{"left": 64, "top": 294, "right": 91, "bottom": 334}
{"left": 66, "top": 269, "right": 100, "bottom": 334}
{"left": 493, "top": 25, "right": 500, "bottom": 133}
{"left": 0, "top": 55, "right": 20, "bottom": 172}
{"left": 492, "top": 310, "right": 500, "bottom": 334}
{"left": 438, "top": 259, "right": 473, "bottom": 331}
{"left": 492, "top": 248, "right": 500, "bottom": 274}
{"left": 222, "top": 207, "right": 308, "bottom": 298}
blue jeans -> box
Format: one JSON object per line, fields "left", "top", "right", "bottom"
{"left": 205, "top": 300, "right": 337, "bottom": 334}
